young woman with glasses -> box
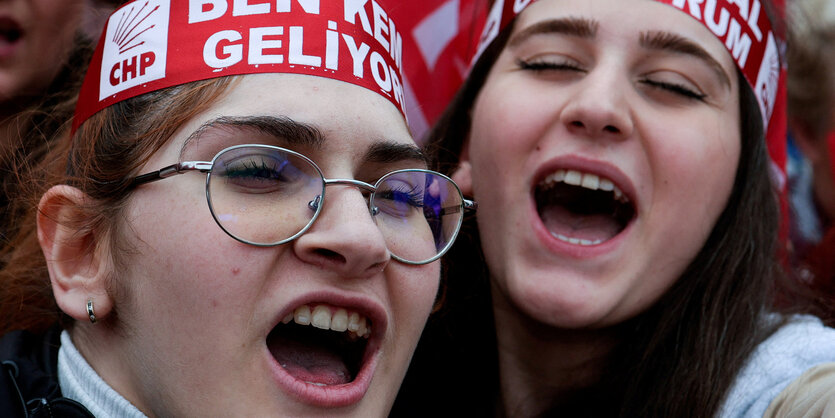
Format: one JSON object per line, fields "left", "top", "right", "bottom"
{"left": 0, "top": 1, "right": 473, "bottom": 416}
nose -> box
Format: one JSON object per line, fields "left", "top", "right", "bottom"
{"left": 559, "top": 65, "right": 634, "bottom": 140}
{"left": 293, "top": 185, "right": 390, "bottom": 277}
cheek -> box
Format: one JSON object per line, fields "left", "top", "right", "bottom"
{"left": 659, "top": 131, "right": 739, "bottom": 207}
{"left": 115, "top": 190, "right": 271, "bottom": 326}
{"left": 392, "top": 263, "right": 439, "bottom": 331}
{"left": 644, "top": 126, "right": 740, "bottom": 280}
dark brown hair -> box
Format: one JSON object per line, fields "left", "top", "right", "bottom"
{"left": 392, "top": 3, "right": 806, "bottom": 415}
{"left": 0, "top": 77, "right": 235, "bottom": 334}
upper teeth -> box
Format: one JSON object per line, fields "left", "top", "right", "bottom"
{"left": 542, "top": 169, "right": 628, "bottom": 203}
{"left": 283, "top": 304, "right": 371, "bottom": 338}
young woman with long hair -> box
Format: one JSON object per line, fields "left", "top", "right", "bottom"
{"left": 393, "top": 0, "right": 835, "bottom": 416}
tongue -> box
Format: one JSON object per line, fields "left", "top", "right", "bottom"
{"left": 270, "top": 337, "right": 352, "bottom": 385}
{"left": 539, "top": 204, "right": 622, "bottom": 242}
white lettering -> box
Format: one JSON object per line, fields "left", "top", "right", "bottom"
{"left": 754, "top": 32, "right": 779, "bottom": 125}
{"left": 725, "top": 18, "right": 752, "bottom": 68}
{"left": 344, "top": 0, "right": 372, "bottom": 36}
{"left": 704, "top": 0, "right": 730, "bottom": 37}
{"left": 189, "top": 0, "right": 227, "bottom": 23}
{"left": 475, "top": 0, "right": 505, "bottom": 61}
{"left": 276, "top": 0, "right": 320, "bottom": 14}
{"left": 728, "top": 0, "right": 749, "bottom": 20}
{"left": 288, "top": 26, "right": 321, "bottom": 66}
{"left": 249, "top": 26, "right": 284, "bottom": 65}
{"left": 388, "top": 18, "right": 402, "bottom": 70}
{"left": 370, "top": 51, "right": 391, "bottom": 92}
{"left": 233, "top": 0, "right": 270, "bottom": 17}
{"left": 390, "top": 64, "right": 404, "bottom": 105}
{"left": 342, "top": 33, "right": 370, "bottom": 77}
{"left": 204, "top": 30, "right": 243, "bottom": 68}
{"left": 371, "top": 1, "right": 390, "bottom": 52}
{"left": 326, "top": 21, "right": 339, "bottom": 70}
{"left": 748, "top": 0, "right": 763, "bottom": 41}
{"left": 513, "top": 0, "right": 533, "bottom": 13}
{"left": 673, "top": 0, "right": 704, "bottom": 20}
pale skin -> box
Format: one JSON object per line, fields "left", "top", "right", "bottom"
{"left": 451, "top": 0, "right": 742, "bottom": 415}
{"left": 38, "top": 74, "right": 440, "bottom": 416}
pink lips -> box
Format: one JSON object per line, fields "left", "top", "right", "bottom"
{"left": 267, "top": 292, "right": 387, "bottom": 408}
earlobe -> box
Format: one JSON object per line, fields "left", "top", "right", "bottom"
{"left": 451, "top": 138, "right": 473, "bottom": 196}
{"left": 38, "top": 185, "right": 113, "bottom": 323}
{"left": 452, "top": 161, "right": 473, "bottom": 196}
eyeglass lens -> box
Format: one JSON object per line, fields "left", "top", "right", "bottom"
{"left": 205, "top": 146, "right": 464, "bottom": 264}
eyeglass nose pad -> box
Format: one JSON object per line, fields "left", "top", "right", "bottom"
{"left": 370, "top": 206, "right": 379, "bottom": 216}
{"left": 308, "top": 195, "right": 322, "bottom": 212}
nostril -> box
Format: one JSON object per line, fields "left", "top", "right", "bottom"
{"left": 314, "top": 248, "right": 346, "bottom": 264}
{"left": 603, "top": 125, "right": 620, "bottom": 133}
{"left": 571, "top": 121, "right": 584, "bottom": 128}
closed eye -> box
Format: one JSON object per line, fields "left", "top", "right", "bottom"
{"left": 517, "top": 58, "right": 585, "bottom": 73}
{"left": 640, "top": 79, "right": 707, "bottom": 101}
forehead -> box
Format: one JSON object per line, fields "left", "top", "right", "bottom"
{"left": 513, "top": 0, "right": 738, "bottom": 74}
{"left": 174, "top": 73, "right": 413, "bottom": 152}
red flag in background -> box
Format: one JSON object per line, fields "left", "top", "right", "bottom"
{"left": 765, "top": 0, "right": 790, "bottom": 255}
{"left": 392, "top": 0, "right": 485, "bottom": 141}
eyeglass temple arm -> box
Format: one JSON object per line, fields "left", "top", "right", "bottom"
{"left": 129, "top": 161, "right": 213, "bottom": 188}
{"left": 436, "top": 199, "right": 477, "bottom": 216}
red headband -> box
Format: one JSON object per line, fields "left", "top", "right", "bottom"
{"left": 474, "top": 0, "right": 782, "bottom": 131}
{"left": 73, "top": 0, "right": 407, "bottom": 132}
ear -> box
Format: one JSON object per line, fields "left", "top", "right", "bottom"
{"left": 38, "top": 185, "right": 113, "bottom": 323}
{"left": 451, "top": 138, "right": 473, "bottom": 196}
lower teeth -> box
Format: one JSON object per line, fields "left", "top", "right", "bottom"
{"left": 552, "top": 232, "right": 603, "bottom": 246}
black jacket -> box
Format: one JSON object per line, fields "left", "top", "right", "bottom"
{"left": 0, "top": 326, "right": 93, "bottom": 417}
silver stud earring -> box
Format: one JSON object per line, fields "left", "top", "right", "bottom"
{"left": 86, "top": 298, "right": 97, "bottom": 324}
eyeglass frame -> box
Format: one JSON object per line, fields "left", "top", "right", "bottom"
{"left": 127, "top": 144, "right": 477, "bottom": 265}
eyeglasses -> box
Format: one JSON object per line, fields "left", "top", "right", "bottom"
{"left": 129, "top": 144, "right": 476, "bottom": 264}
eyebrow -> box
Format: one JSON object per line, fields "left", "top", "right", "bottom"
{"left": 180, "top": 115, "right": 325, "bottom": 157}
{"left": 179, "top": 115, "right": 425, "bottom": 166}
{"left": 509, "top": 17, "right": 599, "bottom": 48}
{"left": 364, "top": 141, "right": 428, "bottom": 166}
{"left": 639, "top": 30, "right": 732, "bottom": 89}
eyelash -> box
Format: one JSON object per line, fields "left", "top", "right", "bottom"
{"left": 640, "top": 79, "right": 707, "bottom": 101}
{"left": 516, "top": 58, "right": 584, "bottom": 73}
{"left": 518, "top": 59, "right": 707, "bottom": 101}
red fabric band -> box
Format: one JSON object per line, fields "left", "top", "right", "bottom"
{"left": 73, "top": 0, "right": 407, "bottom": 132}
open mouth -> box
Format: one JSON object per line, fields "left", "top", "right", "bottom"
{"left": 267, "top": 304, "right": 371, "bottom": 387}
{"left": 0, "top": 19, "right": 22, "bottom": 44}
{"left": 535, "top": 169, "right": 636, "bottom": 246}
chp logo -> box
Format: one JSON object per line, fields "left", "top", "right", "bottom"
{"left": 754, "top": 32, "right": 780, "bottom": 128}
{"left": 99, "top": 0, "right": 170, "bottom": 100}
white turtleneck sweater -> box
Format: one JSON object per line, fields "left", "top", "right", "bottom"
{"left": 57, "top": 331, "right": 147, "bottom": 418}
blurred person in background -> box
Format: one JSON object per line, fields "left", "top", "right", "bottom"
{"left": 0, "top": 0, "right": 119, "bottom": 245}
{"left": 787, "top": 0, "right": 835, "bottom": 319}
